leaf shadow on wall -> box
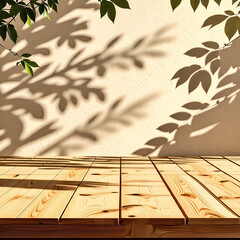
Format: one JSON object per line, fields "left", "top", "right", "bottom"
{"left": 133, "top": 37, "right": 240, "bottom": 156}
{"left": 0, "top": 0, "right": 174, "bottom": 155}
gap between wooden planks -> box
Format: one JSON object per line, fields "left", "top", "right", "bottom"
{"left": 0, "top": 156, "right": 239, "bottom": 226}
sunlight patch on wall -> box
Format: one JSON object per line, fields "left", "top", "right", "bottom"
{"left": 190, "top": 123, "right": 219, "bottom": 138}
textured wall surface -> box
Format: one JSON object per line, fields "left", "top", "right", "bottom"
{"left": 0, "top": 0, "right": 239, "bottom": 156}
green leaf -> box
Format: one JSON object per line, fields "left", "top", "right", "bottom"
{"left": 10, "top": 4, "right": 23, "bottom": 16}
{"left": 20, "top": 8, "right": 27, "bottom": 23}
{"left": 6, "top": 0, "right": 16, "bottom": 5}
{"left": 21, "top": 53, "right": 32, "bottom": 58}
{"left": 111, "top": 0, "right": 130, "bottom": 9}
{"left": 107, "top": 1, "right": 116, "bottom": 23}
{"left": 7, "top": 24, "right": 17, "bottom": 43}
{"left": 26, "top": 7, "right": 35, "bottom": 21}
{"left": 225, "top": 16, "right": 240, "bottom": 40}
{"left": 0, "top": 1, "right": 6, "bottom": 10}
{"left": 39, "top": 4, "right": 44, "bottom": 15}
{"left": 190, "top": 0, "right": 200, "bottom": 11}
{"left": 24, "top": 63, "right": 33, "bottom": 76}
{"left": 20, "top": 60, "right": 25, "bottom": 68}
{"left": 44, "top": 8, "right": 50, "bottom": 20}
{"left": 100, "top": 0, "right": 108, "bottom": 17}
{"left": 27, "top": 15, "right": 31, "bottom": 27}
{"left": 0, "top": 10, "right": 11, "bottom": 19}
{"left": 0, "top": 25, "right": 7, "bottom": 41}
{"left": 23, "top": 59, "right": 39, "bottom": 68}
{"left": 51, "top": 2, "right": 57, "bottom": 12}
{"left": 170, "top": 0, "right": 182, "bottom": 10}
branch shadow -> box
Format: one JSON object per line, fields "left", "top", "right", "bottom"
{"left": 133, "top": 38, "right": 240, "bottom": 156}
{"left": 0, "top": 1, "right": 175, "bottom": 155}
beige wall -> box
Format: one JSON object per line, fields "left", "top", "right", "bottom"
{"left": 0, "top": 0, "right": 239, "bottom": 156}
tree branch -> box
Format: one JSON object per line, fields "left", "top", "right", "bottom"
{"left": 0, "top": 42, "right": 21, "bottom": 58}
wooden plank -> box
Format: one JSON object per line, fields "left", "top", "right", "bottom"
{"left": 169, "top": 157, "right": 225, "bottom": 175}
{"left": 170, "top": 157, "right": 240, "bottom": 218}
{"left": 4, "top": 159, "right": 46, "bottom": 175}
{"left": 30, "top": 158, "right": 68, "bottom": 175}
{"left": 129, "top": 224, "right": 240, "bottom": 238}
{"left": 61, "top": 157, "right": 120, "bottom": 224}
{"left": 34, "top": 156, "right": 73, "bottom": 160}
{"left": 1, "top": 223, "right": 240, "bottom": 238}
{"left": 0, "top": 156, "right": 33, "bottom": 158}
{"left": 153, "top": 157, "right": 239, "bottom": 224}
{"left": 17, "top": 158, "right": 94, "bottom": 223}
{"left": 148, "top": 158, "right": 185, "bottom": 175}
{"left": 188, "top": 173, "right": 240, "bottom": 216}
{"left": 0, "top": 174, "right": 58, "bottom": 222}
{"left": 0, "top": 164, "right": 17, "bottom": 175}
{"left": 225, "top": 156, "right": 240, "bottom": 161}
{"left": 0, "top": 157, "right": 36, "bottom": 175}
{"left": 0, "top": 157, "right": 71, "bottom": 222}
{"left": 0, "top": 174, "right": 28, "bottom": 197}
{"left": 0, "top": 224, "right": 129, "bottom": 238}
{"left": 121, "top": 156, "right": 151, "bottom": 161}
{"left": 0, "top": 157, "right": 46, "bottom": 201}
{"left": 203, "top": 157, "right": 240, "bottom": 175}
{"left": 224, "top": 157, "right": 240, "bottom": 165}
{"left": 121, "top": 157, "right": 185, "bottom": 225}
{"left": 0, "top": 157, "right": 66, "bottom": 201}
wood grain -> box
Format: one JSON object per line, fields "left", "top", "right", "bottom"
{"left": 0, "top": 156, "right": 240, "bottom": 233}
{"left": 170, "top": 157, "right": 240, "bottom": 218}
{"left": 121, "top": 158, "right": 185, "bottom": 225}
{"left": 170, "top": 157, "right": 224, "bottom": 175}
{"left": 0, "top": 174, "right": 28, "bottom": 197}
{"left": 0, "top": 174, "right": 58, "bottom": 221}
{"left": 203, "top": 157, "right": 240, "bottom": 175}
{"left": 129, "top": 224, "right": 240, "bottom": 238}
{"left": 153, "top": 157, "right": 239, "bottom": 224}
{"left": 17, "top": 158, "right": 94, "bottom": 223}
{"left": 0, "top": 157, "right": 36, "bottom": 175}
{"left": 61, "top": 157, "right": 120, "bottom": 224}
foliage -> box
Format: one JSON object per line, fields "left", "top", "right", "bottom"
{"left": 1, "top": 0, "right": 240, "bottom": 77}
{"left": 171, "top": 0, "right": 240, "bottom": 41}
{"left": 169, "top": 0, "right": 240, "bottom": 95}
{"left": 0, "top": 11, "right": 169, "bottom": 155}
{"left": 99, "top": 0, "right": 130, "bottom": 23}
{"left": 0, "top": 0, "right": 130, "bottom": 75}
{"left": 133, "top": 0, "right": 240, "bottom": 156}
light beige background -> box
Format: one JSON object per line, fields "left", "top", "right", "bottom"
{"left": 0, "top": 0, "right": 239, "bottom": 156}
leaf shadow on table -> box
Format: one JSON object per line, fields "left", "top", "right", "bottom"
{"left": 0, "top": 0, "right": 174, "bottom": 155}
{"left": 133, "top": 38, "right": 240, "bottom": 156}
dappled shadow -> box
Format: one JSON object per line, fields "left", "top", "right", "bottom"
{"left": 0, "top": 0, "right": 174, "bottom": 155}
{"left": 0, "top": 156, "right": 227, "bottom": 197}
{"left": 0, "top": 178, "right": 166, "bottom": 191}
{"left": 133, "top": 37, "right": 240, "bottom": 156}
{"left": 39, "top": 92, "right": 160, "bottom": 155}
{"left": 0, "top": 157, "right": 166, "bottom": 191}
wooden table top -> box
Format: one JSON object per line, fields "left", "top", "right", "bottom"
{"left": 0, "top": 156, "right": 240, "bottom": 226}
